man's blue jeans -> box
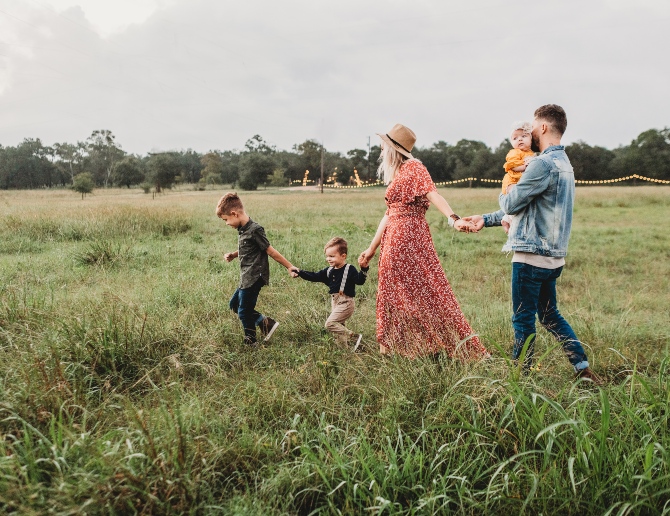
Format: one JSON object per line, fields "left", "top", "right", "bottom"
{"left": 229, "top": 278, "right": 265, "bottom": 344}
{"left": 512, "top": 263, "right": 589, "bottom": 372}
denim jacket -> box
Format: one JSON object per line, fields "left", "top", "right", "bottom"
{"left": 483, "top": 145, "right": 574, "bottom": 257}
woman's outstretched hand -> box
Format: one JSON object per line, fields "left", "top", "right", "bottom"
{"left": 358, "top": 248, "right": 375, "bottom": 268}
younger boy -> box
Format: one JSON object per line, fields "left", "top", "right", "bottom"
{"left": 290, "top": 237, "right": 368, "bottom": 351}
{"left": 501, "top": 121, "right": 535, "bottom": 233}
{"left": 216, "top": 192, "right": 296, "bottom": 347}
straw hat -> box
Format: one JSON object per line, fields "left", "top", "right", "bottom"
{"left": 377, "top": 123, "right": 416, "bottom": 159}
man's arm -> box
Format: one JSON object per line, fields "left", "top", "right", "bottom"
{"left": 460, "top": 210, "right": 503, "bottom": 231}
{"left": 483, "top": 210, "right": 504, "bottom": 227}
{"left": 499, "top": 159, "right": 550, "bottom": 215}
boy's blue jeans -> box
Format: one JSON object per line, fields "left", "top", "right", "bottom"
{"left": 511, "top": 263, "right": 589, "bottom": 372}
{"left": 229, "top": 278, "right": 266, "bottom": 344}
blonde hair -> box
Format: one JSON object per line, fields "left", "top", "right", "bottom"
{"left": 216, "top": 192, "right": 244, "bottom": 217}
{"left": 377, "top": 144, "right": 407, "bottom": 184}
{"left": 509, "top": 121, "right": 532, "bottom": 142}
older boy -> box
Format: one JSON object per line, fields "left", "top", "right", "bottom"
{"left": 216, "top": 192, "right": 296, "bottom": 347}
{"left": 462, "top": 105, "right": 601, "bottom": 384}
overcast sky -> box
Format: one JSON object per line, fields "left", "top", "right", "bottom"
{"left": 0, "top": 0, "right": 668, "bottom": 155}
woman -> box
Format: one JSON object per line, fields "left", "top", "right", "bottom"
{"left": 358, "top": 123, "right": 489, "bottom": 360}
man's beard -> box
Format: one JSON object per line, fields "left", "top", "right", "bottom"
{"left": 531, "top": 135, "right": 541, "bottom": 152}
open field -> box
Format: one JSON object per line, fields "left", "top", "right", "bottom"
{"left": 1, "top": 185, "right": 669, "bottom": 514}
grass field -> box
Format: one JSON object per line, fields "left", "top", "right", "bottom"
{"left": 1, "top": 185, "right": 669, "bottom": 515}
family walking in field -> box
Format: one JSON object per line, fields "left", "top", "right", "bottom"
{"left": 217, "top": 104, "right": 601, "bottom": 384}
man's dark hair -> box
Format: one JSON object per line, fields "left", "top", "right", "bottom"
{"left": 534, "top": 104, "right": 567, "bottom": 136}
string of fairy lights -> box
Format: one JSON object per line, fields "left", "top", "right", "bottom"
{"left": 574, "top": 174, "right": 670, "bottom": 185}
{"left": 290, "top": 173, "right": 669, "bottom": 189}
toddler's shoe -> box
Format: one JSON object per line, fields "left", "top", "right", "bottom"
{"left": 260, "top": 317, "right": 279, "bottom": 342}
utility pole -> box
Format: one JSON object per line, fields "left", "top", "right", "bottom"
{"left": 367, "top": 136, "right": 371, "bottom": 180}
{"left": 320, "top": 143, "right": 324, "bottom": 194}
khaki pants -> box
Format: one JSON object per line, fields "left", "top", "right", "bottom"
{"left": 325, "top": 294, "right": 355, "bottom": 344}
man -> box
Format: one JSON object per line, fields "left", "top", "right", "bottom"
{"left": 463, "top": 104, "right": 601, "bottom": 383}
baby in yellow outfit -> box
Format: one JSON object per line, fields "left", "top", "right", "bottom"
{"left": 501, "top": 121, "right": 535, "bottom": 232}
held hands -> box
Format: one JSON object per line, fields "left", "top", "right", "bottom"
{"left": 460, "top": 215, "right": 485, "bottom": 232}
{"left": 288, "top": 266, "right": 299, "bottom": 278}
{"left": 454, "top": 219, "right": 477, "bottom": 233}
{"left": 358, "top": 248, "right": 375, "bottom": 268}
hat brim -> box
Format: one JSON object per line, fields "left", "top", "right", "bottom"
{"left": 377, "top": 133, "right": 413, "bottom": 159}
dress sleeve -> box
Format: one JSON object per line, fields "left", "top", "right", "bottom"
{"left": 398, "top": 159, "right": 436, "bottom": 203}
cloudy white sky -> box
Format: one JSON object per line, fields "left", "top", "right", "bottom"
{"left": 0, "top": 0, "right": 668, "bottom": 155}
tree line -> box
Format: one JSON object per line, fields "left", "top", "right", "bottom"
{"left": 1, "top": 128, "right": 668, "bottom": 191}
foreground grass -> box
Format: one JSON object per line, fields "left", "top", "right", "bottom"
{"left": 0, "top": 186, "right": 669, "bottom": 514}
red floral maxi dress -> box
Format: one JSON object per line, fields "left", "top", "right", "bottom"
{"left": 376, "top": 159, "right": 489, "bottom": 359}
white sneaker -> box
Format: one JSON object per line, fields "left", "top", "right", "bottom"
{"left": 353, "top": 334, "right": 363, "bottom": 352}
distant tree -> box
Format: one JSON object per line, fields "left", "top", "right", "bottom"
{"left": 234, "top": 136, "right": 279, "bottom": 190}
{"left": 238, "top": 153, "right": 274, "bottom": 190}
{"left": 451, "top": 139, "right": 491, "bottom": 182}
{"left": 72, "top": 172, "right": 95, "bottom": 199}
{"left": 413, "top": 141, "right": 454, "bottom": 183}
{"left": 53, "top": 142, "right": 86, "bottom": 184}
{"left": 268, "top": 168, "right": 287, "bottom": 187}
{"left": 220, "top": 150, "right": 241, "bottom": 185}
{"left": 245, "top": 135, "right": 276, "bottom": 155}
{"left": 0, "top": 138, "right": 58, "bottom": 189}
{"left": 347, "top": 148, "right": 369, "bottom": 180}
{"left": 328, "top": 152, "right": 353, "bottom": 185}
{"left": 200, "top": 152, "right": 224, "bottom": 185}
{"left": 368, "top": 145, "right": 381, "bottom": 178}
{"left": 147, "top": 152, "right": 182, "bottom": 192}
{"left": 112, "top": 156, "right": 145, "bottom": 187}
{"left": 292, "top": 139, "right": 324, "bottom": 184}
{"left": 86, "top": 130, "right": 125, "bottom": 187}
{"left": 468, "top": 146, "right": 497, "bottom": 183}
{"left": 274, "top": 150, "right": 303, "bottom": 183}
{"left": 179, "top": 149, "right": 204, "bottom": 183}
{"left": 610, "top": 128, "right": 670, "bottom": 180}
{"left": 566, "top": 141, "right": 615, "bottom": 181}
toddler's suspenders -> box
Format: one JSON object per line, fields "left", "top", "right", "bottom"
{"left": 327, "top": 264, "right": 351, "bottom": 295}
{"left": 339, "top": 264, "right": 350, "bottom": 295}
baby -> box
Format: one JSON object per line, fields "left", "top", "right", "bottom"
{"left": 501, "top": 121, "right": 535, "bottom": 233}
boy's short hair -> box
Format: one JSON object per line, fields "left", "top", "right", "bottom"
{"left": 324, "top": 237, "right": 347, "bottom": 255}
{"left": 534, "top": 104, "right": 568, "bottom": 136}
{"left": 510, "top": 121, "right": 532, "bottom": 136}
{"left": 216, "top": 192, "right": 244, "bottom": 217}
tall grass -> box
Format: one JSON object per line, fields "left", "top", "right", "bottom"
{"left": 0, "top": 186, "right": 669, "bottom": 514}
